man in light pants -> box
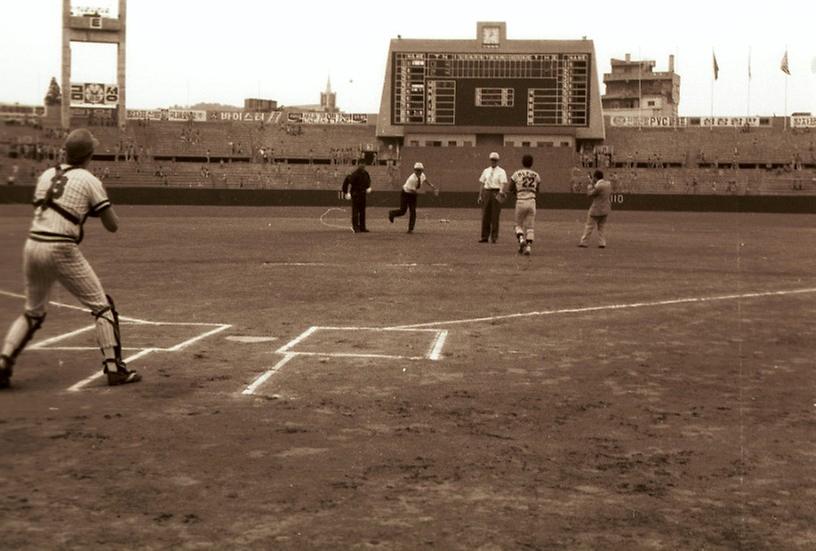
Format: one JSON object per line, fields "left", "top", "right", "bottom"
{"left": 507, "top": 154, "right": 541, "bottom": 256}
{"left": 0, "top": 128, "right": 141, "bottom": 389}
{"left": 578, "top": 169, "right": 612, "bottom": 248}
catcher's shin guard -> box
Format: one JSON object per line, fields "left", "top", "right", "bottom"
{"left": 93, "top": 294, "right": 122, "bottom": 362}
{"left": 2, "top": 312, "right": 47, "bottom": 367}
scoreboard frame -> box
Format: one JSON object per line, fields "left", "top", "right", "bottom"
{"left": 390, "top": 51, "right": 592, "bottom": 129}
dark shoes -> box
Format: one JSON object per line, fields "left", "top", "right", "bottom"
{"left": 478, "top": 239, "right": 489, "bottom": 243}
{"left": 388, "top": 213, "right": 394, "bottom": 223}
{"left": 0, "top": 355, "right": 13, "bottom": 389}
{"left": 104, "top": 359, "right": 142, "bottom": 386}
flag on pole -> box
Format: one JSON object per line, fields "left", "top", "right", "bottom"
{"left": 713, "top": 51, "right": 719, "bottom": 80}
{"left": 780, "top": 50, "right": 791, "bottom": 75}
{"left": 748, "top": 49, "right": 752, "bottom": 80}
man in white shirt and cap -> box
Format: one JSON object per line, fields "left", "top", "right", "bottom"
{"left": 477, "top": 152, "right": 508, "bottom": 243}
{"left": 388, "top": 162, "right": 437, "bottom": 233}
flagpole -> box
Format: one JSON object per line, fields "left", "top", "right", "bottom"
{"left": 747, "top": 47, "right": 751, "bottom": 117}
{"left": 783, "top": 45, "right": 789, "bottom": 131}
{"left": 710, "top": 50, "right": 714, "bottom": 130}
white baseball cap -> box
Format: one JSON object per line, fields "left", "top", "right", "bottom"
{"left": 489, "top": 152, "right": 500, "bottom": 160}
{"left": 413, "top": 162, "right": 424, "bottom": 170}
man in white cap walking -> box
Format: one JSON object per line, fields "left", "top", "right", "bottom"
{"left": 388, "top": 162, "right": 437, "bottom": 233}
{"left": 477, "top": 152, "right": 508, "bottom": 243}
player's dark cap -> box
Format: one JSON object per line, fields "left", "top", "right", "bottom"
{"left": 593, "top": 169, "right": 604, "bottom": 180}
{"left": 522, "top": 154, "right": 533, "bottom": 168}
{"left": 64, "top": 128, "right": 99, "bottom": 164}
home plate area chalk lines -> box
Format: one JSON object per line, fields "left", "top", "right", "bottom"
{"left": 240, "top": 285, "right": 816, "bottom": 396}
{"left": 0, "top": 290, "right": 231, "bottom": 392}
{"left": 241, "top": 326, "right": 449, "bottom": 396}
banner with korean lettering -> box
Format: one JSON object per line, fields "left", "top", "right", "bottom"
{"left": 699, "top": 117, "right": 761, "bottom": 128}
{"left": 127, "top": 109, "right": 207, "bottom": 122}
{"left": 208, "top": 111, "right": 283, "bottom": 124}
{"left": 286, "top": 112, "right": 369, "bottom": 125}
{"left": 70, "top": 83, "right": 119, "bottom": 108}
{"left": 609, "top": 115, "right": 688, "bottom": 128}
{"left": 791, "top": 116, "right": 816, "bottom": 128}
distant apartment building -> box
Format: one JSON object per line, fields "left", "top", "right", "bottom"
{"left": 602, "top": 54, "right": 680, "bottom": 118}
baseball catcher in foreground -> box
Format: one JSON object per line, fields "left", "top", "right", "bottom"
{"left": 0, "top": 128, "right": 141, "bottom": 389}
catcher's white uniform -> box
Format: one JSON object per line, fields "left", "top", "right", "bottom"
{"left": 1, "top": 153, "right": 140, "bottom": 387}
{"left": 26, "top": 165, "right": 112, "bottom": 315}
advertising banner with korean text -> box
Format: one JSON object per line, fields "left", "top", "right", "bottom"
{"left": 70, "top": 83, "right": 119, "bottom": 109}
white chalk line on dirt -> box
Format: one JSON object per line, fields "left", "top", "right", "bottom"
{"left": 241, "top": 353, "right": 296, "bottom": 396}
{"left": 319, "top": 207, "right": 354, "bottom": 232}
{"left": 243, "top": 325, "right": 448, "bottom": 395}
{"left": 65, "top": 323, "right": 231, "bottom": 392}
{"left": 67, "top": 348, "right": 156, "bottom": 392}
{"left": 262, "top": 262, "right": 450, "bottom": 268}
{"left": 1, "top": 288, "right": 232, "bottom": 392}
{"left": 1, "top": 289, "right": 168, "bottom": 325}
{"left": 387, "top": 287, "right": 816, "bottom": 330}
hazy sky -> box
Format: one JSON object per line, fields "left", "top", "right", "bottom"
{"left": 1, "top": 0, "right": 815, "bottom": 116}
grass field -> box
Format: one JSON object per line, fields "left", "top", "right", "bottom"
{"left": 1, "top": 203, "right": 815, "bottom": 550}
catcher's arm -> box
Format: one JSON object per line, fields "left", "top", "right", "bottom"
{"left": 100, "top": 206, "right": 119, "bottom": 233}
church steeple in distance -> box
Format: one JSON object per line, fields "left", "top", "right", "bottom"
{"left": 321, "top": 75, "right": 337, "bottom": 113}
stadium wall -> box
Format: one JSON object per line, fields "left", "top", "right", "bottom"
{"left": 398, "top": 146, "right": 575, "bottom": 192}
{"left": 1, "top": 186, "right": 813, "bottom": 213}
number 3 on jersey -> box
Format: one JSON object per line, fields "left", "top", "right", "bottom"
{"left": 46, "top": 171, "right": 68, "bottom": 201}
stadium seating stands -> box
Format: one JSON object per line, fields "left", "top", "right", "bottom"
{"left": 2, "top": 116, "right": 815, "bottom": 196}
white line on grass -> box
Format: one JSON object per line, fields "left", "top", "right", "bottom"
{"left": 388, "top": 287, "right": 816, "bottom": 330}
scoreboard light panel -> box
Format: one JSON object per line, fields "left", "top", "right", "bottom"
{"left": 392, "top": 52, "right": 590, "bottom": 127}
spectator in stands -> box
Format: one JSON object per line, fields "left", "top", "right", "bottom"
{"left": 7, "top": 164, "right": 19, "bottom": 185}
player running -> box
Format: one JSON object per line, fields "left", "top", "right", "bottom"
{"left": 388, "top": 162, "right": 437, "bottom": 233}
{"left": 506, "top": 154, "right": 541, "bottom": 256}
{"left": 0, "top": 129, "right": 141, "bottom": 389}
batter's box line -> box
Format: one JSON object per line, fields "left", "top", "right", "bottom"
{"left": 242, "top": 325, "right": 448, "bottom": 396}
{"left": 64, "top": 323, "right": 231, "bottom": 392}
{"left": 1, "top": 288, "right": 232, "bottom": 392}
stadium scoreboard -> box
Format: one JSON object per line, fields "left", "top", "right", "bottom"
{"left": 392, "top": 52, "right": 591, "bottom": 127}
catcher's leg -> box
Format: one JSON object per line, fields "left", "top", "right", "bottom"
{"left": 92, "top": 295, "right": 141, "bottom": 386}
{"left": 53, "top": 247, "right": 140, "bottom": 385}
{"left": 0, "top": 312, "right": 47, "bottom": 387}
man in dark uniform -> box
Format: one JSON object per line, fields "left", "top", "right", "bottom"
{"left": 341, "top": 160, "right": 372, "bottom": 232}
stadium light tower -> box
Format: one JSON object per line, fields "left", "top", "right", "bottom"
{"left": 61, "top": 0, "right": 127, "bottom": 129}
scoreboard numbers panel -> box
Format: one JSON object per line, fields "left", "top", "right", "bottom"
{"left": 392, "top": 52, "right": 590, "bottom": 127}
